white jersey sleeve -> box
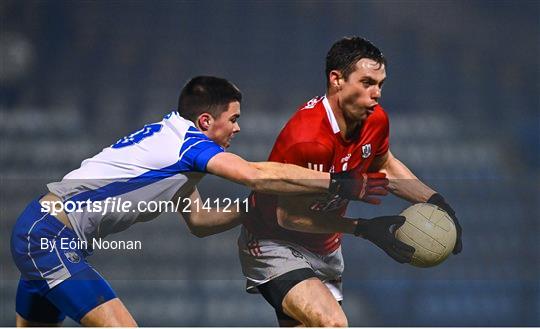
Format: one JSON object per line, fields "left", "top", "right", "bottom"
{"left": 47, "top": 111, "right": 223, "bottom": 245}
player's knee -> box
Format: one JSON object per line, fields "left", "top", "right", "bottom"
{"left": 313, "top": 311, "right": 348, "bottom": 327}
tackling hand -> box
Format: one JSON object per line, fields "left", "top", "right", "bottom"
{"left": 354, "top": 215, "right": 415, "bottom": 264}
{"left": 427, "top": 193, "right": 462, "bottom": 254}
{"left": 329, "top": 170, "right": 389, "bottom": 204}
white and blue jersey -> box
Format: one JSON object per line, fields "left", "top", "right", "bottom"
{"left": 47, "top": 111, "right": 224, "bottom": 244}
{"left": 10, "top": 111, "right": 224, "bottom": 323}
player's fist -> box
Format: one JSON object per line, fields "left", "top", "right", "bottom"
{"left": 329, "top": 170, "right": 389, "bottom": 204}
{"left": 354, "top": 215, "right": 415, "bottom": 264}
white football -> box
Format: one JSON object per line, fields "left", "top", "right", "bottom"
{"left": 395, "top": 203, "right": 456, "bottom": 267}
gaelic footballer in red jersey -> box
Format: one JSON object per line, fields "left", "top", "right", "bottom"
{"left": 244, "top": 96, "right": 390, "bottom": 254}
{"left": 238, "top": 36, "right": 462, "bottom": 327}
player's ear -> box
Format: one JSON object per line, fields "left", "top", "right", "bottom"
{"left": 329, "top": 70, "right": 343, "bottom": 90}
{"left": 197, "top": 113, "right": 213, "bottom": 131}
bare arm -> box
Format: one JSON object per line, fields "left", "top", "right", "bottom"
{"left": 272, "top": 150, "right": 435, "bottom": 235}
{"left": 276, "top": 194, "right": 416, "bottom": 263}
{"left": 370, "top": 150, "right": 435, "bottom": 203}
{"left": 276, "top": 195, "right": 358, "bottom": 235}
{"left": 180, "top": 187, "right": 247, "bottom": 238}
{"left": 206, "top": 152, "right": 331, "bottom": 194}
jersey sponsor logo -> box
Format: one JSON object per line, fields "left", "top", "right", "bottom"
{"left": 361, "top": 144, "right": 372, "bottom": 159}
{"left": 64, "top": 251, "right": 81, "bottom": 263}
{"left": 341, "top": 153, "right": 352, "bottom": 171}
{"left": 301, "top": 96, "right": 322, "bottom": 110}
{"left": 307, "top": 163, "right": 324, "bottom": 172}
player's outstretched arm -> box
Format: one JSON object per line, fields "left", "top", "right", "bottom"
{"left": 179, "top": 187, "right": 248, "bottom": 237}
{"left": 206, "top": 152, "right": 332, "bottom": 194}
{"left": 370, "top": 150, "right": 435, "bottom": 203}
{"left": 207, "top": 152, "right": 389, "bottom": 199}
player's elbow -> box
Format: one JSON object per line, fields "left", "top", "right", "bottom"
{"left": 241, "top": 172, "right": 269, "bottom": 192}
{"left": 242, "top": 162, "right": 283, "bottom": 192}
{"left": 246, "top": 179, "right": 267, "bottom": 192}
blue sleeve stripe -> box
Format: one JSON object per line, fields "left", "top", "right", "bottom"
{"left": 192, "top": 145, "right": 223, "bottom": 172}
{"left": 182, "top": 136, "right": 203, "bottom": 145}
{"left": 181, "top": 136, "right": 210, "bottom": 150}
{"left": 179, "top": 139, "right": 215, "bottom": 160}
{"left": 185, "top": 132, "right": 205, "bottom": 139}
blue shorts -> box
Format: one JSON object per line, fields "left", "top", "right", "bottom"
{"left": 10, "top": 197, "right": 117, "bottom": 323}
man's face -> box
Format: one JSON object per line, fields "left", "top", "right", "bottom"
{"left": 336, "top": 58, "right": 386, "bottom": 122}
{"left": 205, "top": 101, "right": 241, "bottom": 148}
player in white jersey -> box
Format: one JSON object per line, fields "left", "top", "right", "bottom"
{"left": 10, "top": 76, "right": 389, "bottom": 326}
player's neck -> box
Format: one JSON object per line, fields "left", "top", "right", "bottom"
{"left": 327, "top": 95, "right": 361, "bottom": 142}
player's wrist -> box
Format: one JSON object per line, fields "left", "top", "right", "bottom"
{"left": 328, "top": 171, "right": 350, "bottom": 198}
{"left": 353, "top": 219, "right": 368, "bottom": 237}
{"left": 427, "top": 193, "right": 454, "bottom": 214}
{"left": 427, "top": 193, "right": 444, "bottom": 205}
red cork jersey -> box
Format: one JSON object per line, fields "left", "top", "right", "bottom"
{"left": 244, "top": 96, "right": 390, "bottom": 254}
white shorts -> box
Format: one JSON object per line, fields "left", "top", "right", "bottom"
{"left": 237, "top": 226, "right": 344, "bottom": 301}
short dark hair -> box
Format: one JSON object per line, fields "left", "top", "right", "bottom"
{"left": 178, "top": 76, "right": 242, "bottom": 122}
{"left": 325, "top": 36, "right": 386, "bottom": 86}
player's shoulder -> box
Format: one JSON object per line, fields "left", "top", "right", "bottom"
{"left": 269, "top": 97, "right": 335, "bottom": 162}
{"left": 292, "top": 96, "right": 328, "bottom": 120}
{"left": 365, "top": 105, "right": 390, "bottom": 128}
{"left": 281, "top": 96, "right": 334, "bottom": 140}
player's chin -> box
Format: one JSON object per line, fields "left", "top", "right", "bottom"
{"left": 354, "top": 111, "right": 369, "bottom": 121}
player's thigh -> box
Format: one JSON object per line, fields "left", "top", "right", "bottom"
{"left": 44, "top": 267, "right": 136, "bottom": 326}
{"left": 282, "top": 277, "right": 347, "bottom": 327}
{"left": 79, "top": 298, "right": 136, "bottom": 327}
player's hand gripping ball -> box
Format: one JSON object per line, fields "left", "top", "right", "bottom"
{"left": 395, "top": 203, "right": 457, "bottom": 267}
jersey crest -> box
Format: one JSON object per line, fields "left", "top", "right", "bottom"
{"left": 361, "top": 143, "right": 372, "bottom": 159}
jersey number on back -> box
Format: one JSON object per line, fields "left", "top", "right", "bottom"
{"left": 112, "top": 123, "right": 163, "bottom": 149}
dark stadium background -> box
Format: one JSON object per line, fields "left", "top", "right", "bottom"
{"left": 1, "top": 1, "right": 538, "bottom": 326}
